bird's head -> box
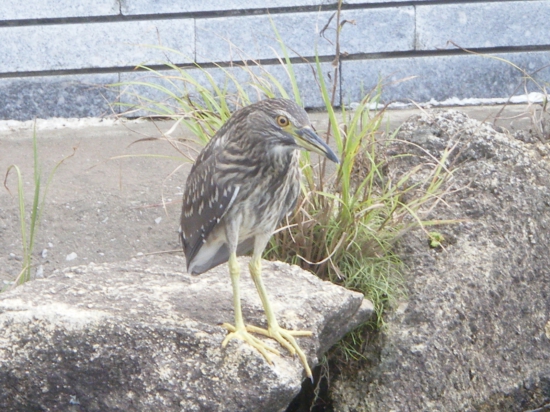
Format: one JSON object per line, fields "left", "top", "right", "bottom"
{"left": 247, "top": 99, "right": 340, "bottom": 164}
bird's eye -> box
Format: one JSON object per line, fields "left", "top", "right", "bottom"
{"left": 276, "top": 115, "right": 290, "bottom": 127}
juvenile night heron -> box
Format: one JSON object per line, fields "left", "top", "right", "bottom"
{"left": 180, "top": 98, "right": 339, "bottom": 379}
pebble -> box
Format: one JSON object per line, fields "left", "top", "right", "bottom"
{"left": 66, "top": 252, "right": 78, "bottom": 261}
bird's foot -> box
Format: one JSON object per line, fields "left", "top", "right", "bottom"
{"left": 246, "top": 324, "right": 313, "bottom": 379}
{"left": 221, "top": 323, "right": 280, "bottom": 364}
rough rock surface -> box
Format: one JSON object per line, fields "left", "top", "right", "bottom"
{"left": 333, "top": 110, "right": 550, "bottom": 411}
{"left": 0, "top": 257, "right": 373, "bottom": 412}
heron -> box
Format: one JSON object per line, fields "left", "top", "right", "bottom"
{"left": 180, "top": 98, "right": 339, "bottom": 378}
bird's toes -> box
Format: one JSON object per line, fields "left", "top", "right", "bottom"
{"left": 274, "top": 328, "right": 313, "bottom": 378}
{"left": 221, "top": 323, "right": 281, "bottom": 360}
{"left": 245, "top": 324, "right": 270, "bottom": 335}
{"left": 221, "top": 322, "right": 237, "bottom": 333}
{"left": 286, "top": 330, "right": 313, "bottom": 337}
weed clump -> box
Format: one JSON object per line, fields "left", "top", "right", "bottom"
{"left": 3, "top": 125, "right": 74, "bottom": 288}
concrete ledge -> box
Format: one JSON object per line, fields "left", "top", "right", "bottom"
{"left": 3, "top": 48, "right": 549, "bottom": 121}
{"left": 1, "top": 1, "right": 547, "bottom": 120}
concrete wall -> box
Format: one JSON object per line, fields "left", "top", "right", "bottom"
{"left": 1, "top": 1, "right": 549, "bottom": 120}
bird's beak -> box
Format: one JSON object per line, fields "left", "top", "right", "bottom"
{"left": 295, "top": 127, "right": 340, "bottom": 164}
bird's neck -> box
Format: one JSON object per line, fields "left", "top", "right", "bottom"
{"left": 265, "top": 143, "right": 296, "bottom": 162}
{"left": 263, "top": 145, "right": 300, "bottom": 177}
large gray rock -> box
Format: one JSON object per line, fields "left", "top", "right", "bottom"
{"left": 0, "top": 257, "right": 372, "bottom": 411}
{"left": 333, "top": 110, "right": 550, "bottom": 411}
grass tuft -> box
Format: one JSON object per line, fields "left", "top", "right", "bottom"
{"left": 3, "top": 124, "right": 74, "bottom": 289}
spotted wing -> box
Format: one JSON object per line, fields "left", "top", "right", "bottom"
{"left": 180, "top": 153, "right": 238, "bottom": 272}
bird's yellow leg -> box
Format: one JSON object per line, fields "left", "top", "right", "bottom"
{"left": 221, "top": 253, "right": 280, "bottom": 362}
{"left": 247, "top": 256, "right": 313, "bottom": 379}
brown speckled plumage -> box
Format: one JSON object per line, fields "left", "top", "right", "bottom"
{"left": 181, "top": 99, "right": 316, "bottom": 274}
{"left": 179, "top": 98, "right": 339, "bottom": 379}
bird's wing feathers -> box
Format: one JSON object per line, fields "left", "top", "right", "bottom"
{"left": 180, "top": 149, "right": 239, "bottom": 269}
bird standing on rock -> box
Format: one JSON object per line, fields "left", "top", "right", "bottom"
{"left": 180, "top": 98, "right": 339, "bottom": 379}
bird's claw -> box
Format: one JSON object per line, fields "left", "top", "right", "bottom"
{"left": 221, "top": 323, "right": 280, "bottom": 363}
{"left": 246, "top": 324, "right": 313, "bottom": 379}
{"left": 221, "top": 322, "right": 313, "bottom": 378}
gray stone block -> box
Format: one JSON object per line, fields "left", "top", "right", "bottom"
{"left": 122, "top": 0, "right": 337, "bottom": 15}
{"left": 417, "top": 1, "right": 550, "bottom": 50}
{"left": 0, "top": 0, "right": 119, "bottom": 20}
{"left": 0, "top": 74, "right": 119, "bottom": 120}
{"left": 196, "top": 8, "right": 414, "bottom": 63}
{"left": 340, "top": 7, "right": 415, "bottom": 55}
{"left": 345, "top": 0, "right": 434, "bottom": 3}
{"left": 118, "top": 68, "right": 195, "bottom": 118}
{"left": 0, "top": 20, "right": 194, "bottom": 73}
{"left": 119, "top": 60, "right": 338, "bottom": 117}
{"left": 341, "top": 51, "right": 550, "bottom": 105}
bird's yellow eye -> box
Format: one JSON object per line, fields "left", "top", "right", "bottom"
{"left": 276, "top": 115, "right": 290, "bottom": 127}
